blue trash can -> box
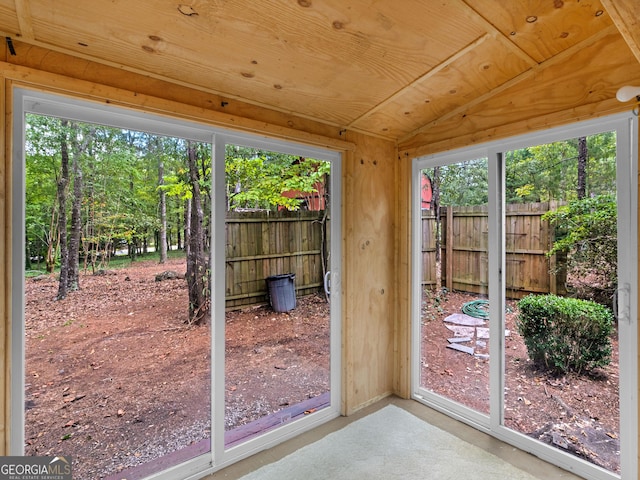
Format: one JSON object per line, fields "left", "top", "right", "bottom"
{"left": 266, "top": 274, "right": 296, "bottom": 312}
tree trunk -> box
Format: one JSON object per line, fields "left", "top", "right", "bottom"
{"left": 158, "top": 158, "right": 168, "bottom": 263}
{"left": 177, "top": 210, "right": 183, "bottom": 250}
{"left": 430, "top": 167, "right": 442, "bottom": 289}
{"left": 67, "top": 137, "right": 83, "bottom": 292}
{"left": 577, "top": 136, "right": 587, "bottom": 200}
{"left": 184, "top": 198, "right": 191, "bottom": 258}
{"left": 67, "top": 123, "right": 94, "bottom": 290}
{"left": 431, "top": 168, "right": 441, "bottom": 263}
{"left": 56, "top": 121, "right": 70, "bottom": 300}
{"left": 46, "top": 207, "right": 58, "bottom": 274}
{"left": 185, "top": 143, "right": 209, "bottom": 325}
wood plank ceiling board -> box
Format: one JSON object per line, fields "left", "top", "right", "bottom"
{"left": 400, "top": 29, "right": 640, "bottom": 155}
{"left": 601, "top": 0, "right": 640, "bottom": 64}
{"left": 0, "top": 0, "right": 637, "bottom": 143}
{"left": 350, "top": 33, "right": 536, "bottom": 139}
{"left": 463, "top": 0, "right": 614, "bottom": 63}
{"left": 0, "top": 0, "right": 488, "bottom": 130}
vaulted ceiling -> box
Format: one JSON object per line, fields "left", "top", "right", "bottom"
{"left": 1, "top": 0, "right": 639, "bottom": 151}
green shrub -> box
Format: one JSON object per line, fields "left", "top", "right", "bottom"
{"left": 516, "top": 294, "right": 613, "bottom": 374}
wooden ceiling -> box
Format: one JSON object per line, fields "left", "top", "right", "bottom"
{"left": 1, "top": 0, "right": 639, "bottom": 150}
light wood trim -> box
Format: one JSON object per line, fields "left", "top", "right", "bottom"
{"left": 400, "top": 25, "right": 620, "bottom": 145}
{"left": 393, "top": 148, "right": 411, "bottom": 398}
{"left": 399, "top": 97, "right": 627, "bottom": 159}
{"left": 13, "top": 0, "right": 35, "bottom": 40}
{"left": 602, "top": 0, "right": 640, "bottom": 65}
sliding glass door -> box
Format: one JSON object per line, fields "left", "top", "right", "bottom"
{"left": 218, "top": 138, "right": 337, "bottom": 453}
{"left": 413, "top": 113, "right": 637, "bottom": 480}
{"left": 11, "top": 89, "right": 342, "bottom": 480}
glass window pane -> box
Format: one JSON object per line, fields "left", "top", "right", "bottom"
{"left": 23, "top": 115, "right": 211, "bottom": 479}
{"left": 223, "top": 146, "right": 331, "bottom": 446}
{"left": 419, "top": 158, "right": 490, "bottom": 415}
{"left": 503, "top": 133, "right": 620, "bottom": 474}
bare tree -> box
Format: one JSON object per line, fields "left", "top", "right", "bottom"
{"left": 158, "top": 147, "right": 168, "bottom": 264}
{"left": 577, "top": 136, "right": 587, "bottom": 200}
{"left": 67, "top": 123, "right": 95, "bottom": 291}
{"left": 185, "top": 142, "right": 209, "bottom": 325}
{"left": 55, "top": 120, "right": 95, "bottom": 298}
{"left": 56, "top": 121, "right": 71, "bottom": 300}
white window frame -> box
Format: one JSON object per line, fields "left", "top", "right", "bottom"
{"left": 10, "top": 88, "right": 342, "bottom": 479}
{"left": 412, "top": 112, "right": 638, "bottom": 480}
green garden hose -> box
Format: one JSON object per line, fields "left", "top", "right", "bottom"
{"left": 462, "top": 299, "right": 489, "bottom": 319}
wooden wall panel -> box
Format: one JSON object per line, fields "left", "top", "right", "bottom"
{"left": 342, "top": 132, "right": 396, "bottom": 414}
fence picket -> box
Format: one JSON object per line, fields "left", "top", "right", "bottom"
{"left": 421, "top": 203, "right": 566, "bottom": 299}
{"left": 224, "top": 210, "right": 328, "bottom": 309}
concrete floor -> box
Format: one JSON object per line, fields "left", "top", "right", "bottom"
{"left": 211, "top": 396, "right": 584, "bottom": 480}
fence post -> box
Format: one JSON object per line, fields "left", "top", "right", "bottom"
{"left": 446, "top": 206, "right": 453, "bottom": 292}
{"left": 547, "top": 201, "right": 556, "bottom": 295}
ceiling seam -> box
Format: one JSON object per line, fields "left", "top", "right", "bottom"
{"left": 600, "top": 0, "right": 640, "bottom": 64}
{"left": 459, "top": 0, "right": 538, "bottom": 67}
{"left": 399, "top": 24, "right": 621, "bottom": 144}
{"left": 345, "top": 33, "right": 491, "bottom": 131}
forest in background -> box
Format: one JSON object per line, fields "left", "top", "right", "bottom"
{"left": 25, "top": 114, "right": 329, "bottom": 322}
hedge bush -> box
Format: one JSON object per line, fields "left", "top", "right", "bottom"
{"left": 516, "top": 294, "right": 613, "bottom": 374}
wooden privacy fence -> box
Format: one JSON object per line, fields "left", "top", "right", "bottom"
{"left": 421, "top": 202, "right": 567, "bottom": 299}
{"left": 225, "top": 210, "right": 329, "bottom": 309}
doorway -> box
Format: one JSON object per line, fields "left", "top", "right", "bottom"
{"left": 11, "top": 88, "right": 342, "bottom": 479}
{"left": 412, "top": 113, "right": 637, "bottom": 480}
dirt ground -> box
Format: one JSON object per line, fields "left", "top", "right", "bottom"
{"left": 23, "top": 257, "right": 619, "bottom": 478}
{"left": 420, "top": 288, "right": 620, "bottom": 473}
{"left": 24, "top": 257, "right": 329, "bottom": 480}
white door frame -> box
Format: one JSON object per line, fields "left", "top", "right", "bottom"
{"left": 10, "top": 87, "right": 342, "bottom": 479}
{"left": 411, "top": 112, "right": 638, "bottom": 480}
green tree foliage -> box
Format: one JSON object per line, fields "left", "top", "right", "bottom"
{"left": 425, "top": 158, "right": 488, "bottom": 207}
{"left": 543, "top": 194, "right": 617, "bottom": 304}
{"left": 422, "top": 133, "right": 616, "bottom": 208}
{"left": 25, "top": 115, "right": 166, "bottom": 272}
{"left": 505, "top": 133, "right": 616, "bottom": 203}
{"left": 25, "top": 114, "right": 63, "bottom": 271}
{"left": 225, "top": 145, "right": 330, "bottom": 211}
